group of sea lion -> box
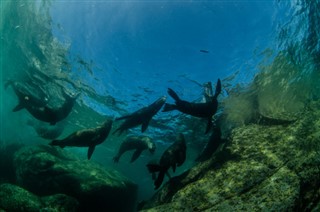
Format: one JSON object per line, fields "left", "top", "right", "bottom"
{"left": 6, "top": 78, "right": 222, "bottom": 189}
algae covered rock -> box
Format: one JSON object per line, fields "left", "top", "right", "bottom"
{"left": 14, "top": 145, "right": 137, "bottom": 212}
{"left": 0, "top": 183, "right": 79, "bottom": 212}
{"left": 41, "top": 193, "right": 79, "bottom": 212}
{"left": 141, "top": 100, "right": 320, "bottom": 211}
{"left": 0, "top": 183, "right": 42, "bottom": 212}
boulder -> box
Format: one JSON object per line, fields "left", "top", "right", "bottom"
{"left": 0, "top": 183, "right": 79, "bottom": 212}
{"left": 14, "top": 145, "right": 137, "bottom": 212}
{"left": 0, "top": 183, "right": 41, "bottom": 212}
{"left": 141, "top": 100, "right": 320, "bottom": 211}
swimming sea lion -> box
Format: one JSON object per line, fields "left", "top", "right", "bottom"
{"left": 26, "top": 91, "right": 79, "bottom": 125}
{"left": 113, "top": 96, "right": 166, "bottom": 135}
{"left": 5, "top": 80, "right": 48, "bottom": 111}
{"left": 162, "top": 79, "right": 221, "bottom": 134}
{"left": 147, "top": 133, "right": 186, "bottom": 189}
{"left": 50, "top": 119, "right": 113, "bottom": 160}
{"left": 195, "top": 125, "right": 225, "bottom": 162}
{"left": 113, "top": 136, "right": 156, "bottom": 163}
{"left": 6, "top": 80, "right": 78, "bottom": 125}
{"left": 27, "top": 119, "right": 64, "bottom": 140}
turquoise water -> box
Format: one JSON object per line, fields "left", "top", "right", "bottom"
{"left": 1, "top": 0, "right": 320, "bottom": 210}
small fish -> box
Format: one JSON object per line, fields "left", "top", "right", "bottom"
{"left": 200, "top": 49, "right": 209, "bottom": 53}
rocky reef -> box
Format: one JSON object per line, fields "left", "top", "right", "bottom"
{"left": 0, "top": 144, "right": 137, "bottom": 212}
{"left": 140, "top": 100, "right": 320, "bottom": 211}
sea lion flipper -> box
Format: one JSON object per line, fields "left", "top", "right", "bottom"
{"left": 213, "top": 79, "right": 221, "bottom": 98}
{"left": 141, "top": 120, "right": 150, "bottom": 132}
{"left": 172, "top": 163, "right": 176, "bottom": 172}
{"left": 205, "top": 118, "right": 212, "bottom": 134}
{"left": 154, "top": 170, "right": 165, "bottom": 190}
{"left": 167, "top": 88, "right": 180, "bottom": 101}
{"left": 131, "top": 149, "right": 143, "bottom": 163}
{"left": 87, "top": 145, "right": 96, "bottom": 160}
{"left": 13, "top": 103, "right": 24, "bottom": 112}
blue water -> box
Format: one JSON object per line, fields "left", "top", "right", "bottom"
{"left": 1, "top": 0, "right": 320, "bottom": 208}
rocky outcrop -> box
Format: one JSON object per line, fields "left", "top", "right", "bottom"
{"left": 13, "top": 145, "right": 137, "bottom": 212}
{"left": 141, "top": 101, "right": 320, "bottom": 211}
{"left": 0, "top": 183, "right": 78, "bottom": 211}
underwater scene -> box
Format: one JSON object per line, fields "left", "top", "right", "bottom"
{"left": 1, "top": 0, "right": 320, "bottom": 211}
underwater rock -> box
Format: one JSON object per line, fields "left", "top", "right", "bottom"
{"left": 140, "top": 100, "right": 320, "bottom": 211}
{"left": 0, "top": 183, "right": 79, "bottom": 212}
{"left": 41, "top": 194, "right": 79, "bottom": 212}
{"left": 13, "top": 145, "right": 137, "bottom": 212}
{"left": 0, "top": 183, "right": 42, "bottom": 212}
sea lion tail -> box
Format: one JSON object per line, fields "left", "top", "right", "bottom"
{"left": 162, "top": 103, "right": 177, "bottom": 112}
{"left": 49, "top": 140, "right": 66, "bottom": 148}
{"left": 167, "top": 88, "right": 180, "bottom": 101}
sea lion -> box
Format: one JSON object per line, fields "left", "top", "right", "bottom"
{"left": 162, "top": 79, "right": 221, "bottom": 134}
{"left": 113, "top": 96, "right": 166, "bottom": 135}
{"left": 147, "top": 133, "right": 186, "bottom": 189}
{"left": 113, "top": 136, "right": 156, "bottom": 163}
{"left": 27, "top": 119, "right": 64, "bottom": 140}
{"left": 195, "top": 125, "right": 225, "bottom": 162}
{"left": 25, "top": 91, "right": 79, "bottom": 125}
{"left": 5, "top": 80, "right": 48, "bottom": 111}
{"left": 50, "top": 119, "right": 113, "bottom": 160}
{"left": 6, "top": 80, "right": 78, "bottom": 125}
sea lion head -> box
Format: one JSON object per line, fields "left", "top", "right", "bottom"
{"left": 143, "top": 136, "right": 156, "bottom": 154}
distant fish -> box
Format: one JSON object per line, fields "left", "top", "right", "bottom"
{"left": 50, "top": 120, "right": 113, "bottom": 160}
{"left": 163, "top": 79, "right": 221, "bottom": 134}
{"left": 200, "top": 49, "right": 209, "bottom": 53}
{"left": 147, "top": 133, "right": 186, "bottom": 189}
{"left": 113, "top": 136, "right": 156, "bottom": 163}
{"left": 113, "top": 96, "right": 166, "bottom": 135}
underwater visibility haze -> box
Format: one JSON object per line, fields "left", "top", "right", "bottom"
{"left": 1, "top": 0, "right": 320, "bottom": 211}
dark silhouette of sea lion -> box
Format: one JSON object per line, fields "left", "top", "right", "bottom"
{"left": 50, "top": 119, "right": 113, "bottom": 160}
{"left": 163, "top": 79, "right": 221, "bottom": 134}
{"left": 113, "top": 136, "right": 156, "bottom": 163}
{"left": 27, "top": 119, "right": 64, "bottom": 140}
{"left": 195, "top": 125, "right": 225, "bottom": 162}
{"left": 5, "top": 80, "right": 48, "bottom": 111}
{"left": 113, "top": 96, "right": 166, "bottom": 135}
{"left": 25, "top": 91, "right": 79, "bottom": 125}
{"left": 5, "top": 80, "right": 78, "bottom": 125}
{"left": 147, "top": 133, "right": 186, "bottom": 189}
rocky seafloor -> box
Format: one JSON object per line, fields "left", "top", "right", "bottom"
{"left": 140, "top": 100, "right": 320, "bottom": 211}
{"left": 0, "top": 144, "right": 137, "bottom": 212}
